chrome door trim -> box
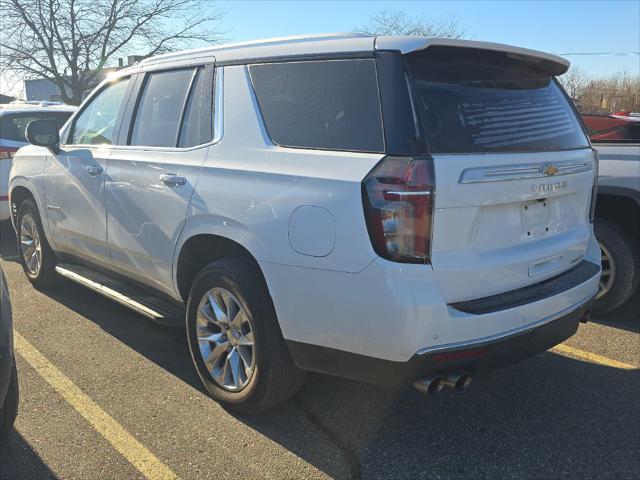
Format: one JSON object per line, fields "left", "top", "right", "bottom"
{"left": 459, "top": 159, "right": 593, "bottom": 184}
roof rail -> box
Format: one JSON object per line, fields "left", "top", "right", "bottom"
{"left": 139, "top": 32, "right": 369, "bottom": 65}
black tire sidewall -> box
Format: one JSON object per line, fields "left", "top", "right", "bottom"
{"left": 594, "top": 218, "right": 639, "bottom": 314}
{"left": 186, "top": 260, "right": 277, "bottom": 410}
{"left": 16, "top": 199, "right": 55, "bottom": 285}
{"left": 0, "top": 359, "right": 18, "bottom": 439}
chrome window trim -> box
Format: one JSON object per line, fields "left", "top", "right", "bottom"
{"left": 212, "top": 66, "right": 224, "bottom": 144}
{"left": 459, "top": 159, "right": 593, "bottom": 184}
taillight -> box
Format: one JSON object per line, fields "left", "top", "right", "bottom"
{"left": 362, "top": 156, "right": 435, "bottom": 264}
{"left": 589, "top": 149, "right": 599, "bottom": 222}
{"left": 0, "top": 147, "right": 17, "bottom": 161}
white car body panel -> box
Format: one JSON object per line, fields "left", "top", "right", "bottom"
{"left": 43, "top": 145, "right": 111, "bottom": 265}
{"left": 596, "top": 143, "right": 640, "bottom": 190}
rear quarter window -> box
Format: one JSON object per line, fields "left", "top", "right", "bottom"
{"left": 248, "top": 59, "right": 384, "bottom": 153}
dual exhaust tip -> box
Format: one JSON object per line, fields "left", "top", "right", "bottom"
{"left": 413, "top": 372, "right": 472, "bottom": 395}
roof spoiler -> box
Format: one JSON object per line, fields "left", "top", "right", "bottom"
{"left": 374, "top": 37, "right": 570, "bottom": 76}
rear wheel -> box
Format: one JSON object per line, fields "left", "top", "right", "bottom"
{"left": 593, "top": 219, "right": 639, "bottom": 314}
{"left": 0, "top": 359, "right": 18, "bottom": 440}
{"left": 186, "top": 258, "right": 305, "bottom": 414}
{"left": 16, "top": 198, "right": 57, "bottom": 288}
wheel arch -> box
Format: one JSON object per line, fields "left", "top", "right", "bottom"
{"left": 174, "top": 233, "right": 269, "bottom": 304}
{"left": 595, "top": 187, "right": 640, "bottom": 240}
{"left": 9, "top": 183, "right": 39, "bottom": 226}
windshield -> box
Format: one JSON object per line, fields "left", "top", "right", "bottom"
{"left": 405, "top": 53, "right": 590, "bottom": 154}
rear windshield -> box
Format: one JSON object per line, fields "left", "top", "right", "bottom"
{"left": 405, "top": 53, "right": 589, "bottom": 154}
{"left": 249, "top": 59, "right": 384, "bottom": 153}
{"left": 0, "top": 111, "right": 72, "bottom": 142}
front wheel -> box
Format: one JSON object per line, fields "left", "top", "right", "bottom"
{"left": 186, "top": 259, "right": 305, "bottom": 414}
{"left": 16, "top": 198, "right": 57, "bottom": 288}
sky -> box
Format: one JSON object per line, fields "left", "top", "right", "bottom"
{"left": 216, "top": 0, "right": 640, "bottom": 76}
{"left": 2, "top": 0, "right": 639, "bottom": 98}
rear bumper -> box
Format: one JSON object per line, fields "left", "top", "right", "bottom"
{"left": 287, "top": 296, "right": 593, "bottom": 387}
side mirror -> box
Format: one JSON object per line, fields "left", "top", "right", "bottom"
{"left": 25, "top": 119, "right": 60, "bottom": 153}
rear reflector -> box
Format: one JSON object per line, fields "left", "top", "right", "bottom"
{"left": 0, "top": 147, "right": 17, "bottom": 161}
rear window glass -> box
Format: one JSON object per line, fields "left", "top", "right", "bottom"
{"left": 249, "top": 59, "right": 384, "bottom": 153}
{"left": 406, "top": 54, "right": 589, "bottom": 153}
{"left": 0, "top": 111, "right": 72, "bottom": 142}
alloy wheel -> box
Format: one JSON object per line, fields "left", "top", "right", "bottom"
{"left": 20, "top": 213, "right": 42, "bottom": 277}
{"left": 597, "top": 242, "right": 615, "bottom": 300}
{"left": 196, "top": 287, "right": 256, "bottom": 391}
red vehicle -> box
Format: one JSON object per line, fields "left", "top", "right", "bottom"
{"left": 582, "top": 111, "right": 640, "bottom": 142}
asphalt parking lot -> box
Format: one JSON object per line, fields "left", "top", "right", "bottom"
{"left": 0, "top": 221, "right": 638, "bottom": 480}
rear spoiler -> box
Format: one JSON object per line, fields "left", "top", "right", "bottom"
{"left": 374, "top": 37, "right": 570, "bottom": 76}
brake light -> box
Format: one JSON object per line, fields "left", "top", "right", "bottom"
{"left": 362, "top": 156, "right": 435, "bottom": 264}
{"left": 589, "top": 149, "right": 599, "bottom": 223}
{"left": 0, "top": 147, "right": 17, "bottom": 161}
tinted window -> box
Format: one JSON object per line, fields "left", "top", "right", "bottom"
{"left": 178, "top": 68, "right": 211, "bottom": 148}
{"left": 249, "top": 59, "right": 384, "bottom": 152}
{"left": 71, "top": 78, "right": 130, "bottom": 145}
{"left": 405, "top": 53, "right": 589, "bottom": 153}
{"left": 130, "top": 69, "right": 195, "bottom": 147}
{"left": 0, "top": 112, "right": 71, "bottom": 142}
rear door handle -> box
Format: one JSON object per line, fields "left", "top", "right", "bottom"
{"left": 85, "top": 165, "right": 103, "bottom": 176}
{"left": 159, "top": 174, "right": 187, "bottom": 186}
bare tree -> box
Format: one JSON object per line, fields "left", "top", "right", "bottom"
{"left": 0, "top": 0, "right": 225, "bottom": 104}
{"left": 356, "top": 9, "right": 467, "bottom": 39}
{"left": 558, "top": 66, "right": 589, "bottom": 99}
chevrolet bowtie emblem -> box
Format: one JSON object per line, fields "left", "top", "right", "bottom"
{"left": 543, "top": 163, "right": 559, "bottom": 176}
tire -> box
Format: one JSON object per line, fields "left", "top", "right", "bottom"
{"left": 593, "top": 218, "right": 639, "bottom": 314}
{"left": 0, "top": 359, "right": 19, "bottom": 440}
{"left": 16, "top": 198, "right": 57, "bottom": 288}
{"left": 186, "top": 258, "right": 305, "bottom": 414}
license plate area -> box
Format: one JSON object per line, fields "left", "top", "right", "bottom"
{"left": 522, "top": 199, "right": 550, "bottom": 239}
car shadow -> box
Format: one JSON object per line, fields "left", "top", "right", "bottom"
{"left": 0, "top": 430, "right": 57, "bottom": 479}
{"left": 0, "top": 221, "right": 19, "bottom": 263}
{"left": 592, "top": 288, "right": 640, "bottom": 334}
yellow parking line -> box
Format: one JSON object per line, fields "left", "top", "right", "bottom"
{"left": 552, "top": 343, "right": 638, "bottom": 370}
{"left": 14, "top": 332, "right": 179, "bottom": 480}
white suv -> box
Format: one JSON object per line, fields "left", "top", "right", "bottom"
{"left": 10, "top": 34, "right": 601, "bottom": 413}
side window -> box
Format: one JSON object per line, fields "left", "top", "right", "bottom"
{"left": 71, "top": 78, "right": 130, "bottom": 145}
{"left": 129, "top": 68, "right": 195, "bottom": 147}
{"left": 178, "top": 68, "right": 211, "bottom": 148}
{"left": 248, "top": 59, "right": 384, "bottom": 153}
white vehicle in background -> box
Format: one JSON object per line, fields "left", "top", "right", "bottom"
{"left": 10, "top": 34, "right": 601, "bottom": 413}
{"left": 582, "top": 112, "right": 640, "bottom": 313}
{"left": 0, "top": 102, "right": 75, "bottom": 221}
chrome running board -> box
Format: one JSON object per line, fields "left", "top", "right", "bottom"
{"left": 55, "top": 264, "right": 184, "bottom": 326}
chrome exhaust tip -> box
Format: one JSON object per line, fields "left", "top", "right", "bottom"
{"left": 442, "top": 372, "right": 472, "bottom": 391}
{"left": 413, "top": 376, "right": 445, "bottom": 395}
